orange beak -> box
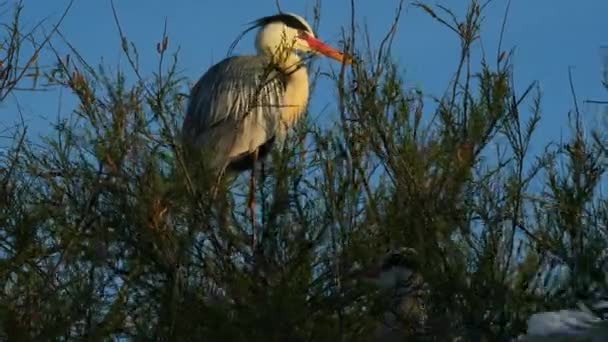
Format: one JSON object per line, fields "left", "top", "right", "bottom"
{"left": 302, "top": 34, "right": 354, "bottom": 65}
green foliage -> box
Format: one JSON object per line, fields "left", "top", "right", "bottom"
{"left": 1, "top": 1, "right": 608, "bottom": 341}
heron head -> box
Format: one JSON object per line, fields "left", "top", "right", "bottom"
{"left": 253, "top": 13, "right": 352, "bottom": 65}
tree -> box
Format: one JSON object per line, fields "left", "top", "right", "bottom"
{"left": 1, "top": 0, "right": 607, "bottom": 341}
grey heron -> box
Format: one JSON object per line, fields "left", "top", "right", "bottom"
{"left": 361, "top": 248, "right": 421, "bottom": 290}
{"left": 360, "top": 247, "right": 429, "bottom": 339}
{"left": 181, "top": 13, "right": 352, "bottom": 245}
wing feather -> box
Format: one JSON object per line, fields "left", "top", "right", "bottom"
{"left": 182, "top": 55, "right": 286, "bottom": 170}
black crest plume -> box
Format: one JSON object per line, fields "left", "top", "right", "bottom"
{"left": 228, "top": 13, "right": 313, "bottom": 56}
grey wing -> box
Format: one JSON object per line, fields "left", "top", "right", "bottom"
{"left": 182, "top": 56, "right": 286, "bottom": 169}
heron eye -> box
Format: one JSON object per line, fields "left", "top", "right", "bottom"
{"left": 297, "top": 30, "right": 310, "bottom": 40}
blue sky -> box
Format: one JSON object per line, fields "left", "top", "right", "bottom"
{"left": 1, "top": 0, "right": 607, "bottom": 152}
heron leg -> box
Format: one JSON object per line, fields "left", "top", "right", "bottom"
{"left": 248, "top": 149, "right": 258, "bottom": 250}
{"left": 210, "top": 166, "right": 226, "bottom": 203}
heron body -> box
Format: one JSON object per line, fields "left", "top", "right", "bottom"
{"left": 182, "top": 54, "right": 302, "bottom": 173}
{"left": 182, "top": 13, "right": 350, "bottom": 175}
{"left": 181, "top": 13, "right": 351, "bottom": 247}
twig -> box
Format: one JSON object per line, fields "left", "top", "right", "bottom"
{"left": 374, "top": 0, "right": 404, "bottom": 81}
{"left": 496, "top": 0, "right": 511, "bottom": 69}
{"left": 0, "top": 0, "right": 74, "bottom": 101}
{"left": 584, "top": 100, "right": 608, "bottom": 105}
{"left": 109, "top": 0, "right": 154, "bottom": 99}
{"left": 568, "top": 66, "right": 581, "bottom": 131}
{"left": 413, "top": 2, "right": 460, "bottom": 36}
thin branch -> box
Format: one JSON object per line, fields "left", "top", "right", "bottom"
{"left": 497, "top": 0, "right": 511, "bottom": 68}
{"left": 0, "top": 0, "right": 74, "bottom": 101}
{"left": 568, "top": 66, "right": 582, "bottom": 131}
{"left": 413, "top": 2, "right": 460, "bottom": 35}
{"left": 109, "top": 0, "right": 154, "bottom": 98}
{"left": 584, "top": 100, "right": 608, "bottom": 105}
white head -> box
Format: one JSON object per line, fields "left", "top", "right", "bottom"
{"left": 252, "top": 13, "right": 352, "bottom": 64}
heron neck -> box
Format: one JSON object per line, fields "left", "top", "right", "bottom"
{"left": 274, "top": 52, "right": 304, "bottom": 74}
{"left": 279, "top": 53, "right": 309, "bottom": 129}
